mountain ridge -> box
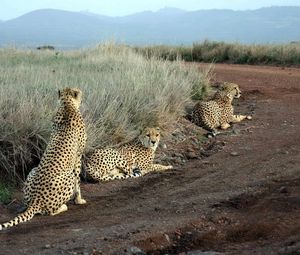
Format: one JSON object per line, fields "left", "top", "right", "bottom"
{"left": 0, "top": 6, "right": 299, "bottom": 48}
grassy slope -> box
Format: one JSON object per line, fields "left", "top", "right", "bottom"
{"left": 0, "top": 43, "right": 210, "bottom": 183}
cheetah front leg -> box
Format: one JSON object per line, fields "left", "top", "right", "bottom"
{"left": 73, "top": 157, "right": 86, "bottom": 205}
{"left": 141, "top": 164, "right": 173, "bottom": 174}
{"left": 231, "top": 114, "right": 252, "bottom": 123}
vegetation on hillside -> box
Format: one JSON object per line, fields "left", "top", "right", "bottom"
{"left": 0, "top": 43, "right": 210, "bottom": 184}
{"left": 136, "top": 40, "right": 300, "bottom": 66}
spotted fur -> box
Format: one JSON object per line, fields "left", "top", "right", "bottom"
{"left": 85, "top": 148, "right": 140, "bottom": 181}
{"left": 191, "top": 82, "right": 252, "bottom": 136}
{"left": 85, "top": 127, "right": 173, "bottom": 181}
{"left": 1, "top": 87, "right": 87, "bottom": 230}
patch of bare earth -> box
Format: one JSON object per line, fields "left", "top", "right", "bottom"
{"left": 1, "top": 63, "right": 300, "bottom": 255}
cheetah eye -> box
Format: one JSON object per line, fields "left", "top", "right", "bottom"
{"left": 156, "top": 134, "right": 159, "bottom": 137}
{"left": 146, "top": 134, "right": 150, "bottom": 137}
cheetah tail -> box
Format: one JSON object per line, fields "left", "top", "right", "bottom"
{"left": 0, "top": 206, "right": 37, "bottom": 230}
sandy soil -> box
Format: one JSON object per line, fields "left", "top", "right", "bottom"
{"left": 1, "top": 63, "right": 300, "bottom": 255}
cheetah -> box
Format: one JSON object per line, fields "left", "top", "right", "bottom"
{"left": 85, "top": 127, "right": 173, "bottom": 181}
{"left": 84, "top": 148, "right": 141, "bottom": 181}
{"left": 191, "top": 82, "right": 252, "bottom": 136}
{"left": 0, "top": 87, "right": 87, "bottom": 230}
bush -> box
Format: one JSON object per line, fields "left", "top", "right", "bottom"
{"left": 0, "top": 43, "right": 210, "bottom": 184}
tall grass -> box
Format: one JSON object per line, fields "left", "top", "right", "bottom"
{"left": 0, "top": 43, "right": 210, "bottom": 184}
{"left": 136, "top": 40, "right": 300, "bottom": 66}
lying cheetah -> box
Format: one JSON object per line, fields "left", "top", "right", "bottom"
{"left": 191, "top": 82, "right": 252, "bottom": 136}
{"left": 85, "top": 148, "right": 141, "bottom": 181}
{"left": 85, "top": 127, "right": 173, "bottom": 181}
{"left": 1, "top": 87, "right": 87, "bottom": 230}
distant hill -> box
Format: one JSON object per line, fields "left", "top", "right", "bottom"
{"left": 0, "top": 7, "right": 300, "bottom": 48}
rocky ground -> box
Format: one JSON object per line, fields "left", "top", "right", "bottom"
{"left": 1, "top": 63, "right": 300, "bottom": 255}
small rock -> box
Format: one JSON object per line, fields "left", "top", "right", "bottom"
{"left": 161, "top": 143, "right": 167, "bottom": 149}
{"left": 173, "top": 158, "right": 183, "bottom": 165}
{"left": 127, "top": 246, "right": 146, "bottom": 255}
{"left": 230, "top": 151, "right": 239, "bottom": 156}
{"left": 279, "top": 186, "right": 288, "bottom": 193}
{"left": 44, "top": 244, "right": 51, "bottom": 249}
{"left": 186, "top": 152, "right": 198, "bottom": 159}
{"left": 186, "top": 147, "right": 195, "bottom": 152}
{"left": 164, "top": 233, "right": 171, "bottom": 243}
{"left": 232, "top": 129, "right": 240, "bottom": 135}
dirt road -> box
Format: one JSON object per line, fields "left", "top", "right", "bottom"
{"left": 1, "top": 63, "right": 300, "bottom": 255}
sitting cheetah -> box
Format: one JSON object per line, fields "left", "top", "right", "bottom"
{"left": 1, "top": 87, "right": 87, "bottom": 230}
{"left": 191, "top": 82, "right": 252, "bottom": 136}
{"left": 85, "top": 127, "right": 173, "bottom": 181}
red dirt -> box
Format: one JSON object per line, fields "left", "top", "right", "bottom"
{"left": 1, "top": 63, "right": 300, "bottom": 255}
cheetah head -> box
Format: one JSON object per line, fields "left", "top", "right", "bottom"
{"left": 223, "top": 82, "right": 241, "bottom": 99}
{"left": 139, "top": 127, "right": 161, "bottom": 150}
{"left": 58, "top": 87, "right": 82, "bottom": 109}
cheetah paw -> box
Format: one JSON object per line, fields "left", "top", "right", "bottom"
{"left": 50, "top": 204, "right": 68, "bottom": 216}
{"left": 75, "top": 198, "right": 87, "bottom": 205}
{"left": 246, "top": 115, "right": 252, "bottom": 120}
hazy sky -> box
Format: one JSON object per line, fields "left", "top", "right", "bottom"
{"left": 1, "top": 0, "right": 300, "bottom": 20}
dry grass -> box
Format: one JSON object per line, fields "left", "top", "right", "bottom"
{"left": 0, "top": 43, "right": 210, "bottom": 183}
{"left": 136, "top": 40, "right": 300, "bottom": 66}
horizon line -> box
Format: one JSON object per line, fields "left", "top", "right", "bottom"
{"left": 1, "top": 5, "right": 299, "bottom": 22}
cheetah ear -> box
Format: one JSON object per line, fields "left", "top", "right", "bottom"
{"left": 72, "top": 91, "right": 78, "bottom": 99}
{"left": 58, "top": 90, "right": 61, "bottom": 98}
{"left": 221, "top": 83, "right": 227, "bottom": 90}
{"left": 138, "top": 126, "right": 144, "bottom": 134}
